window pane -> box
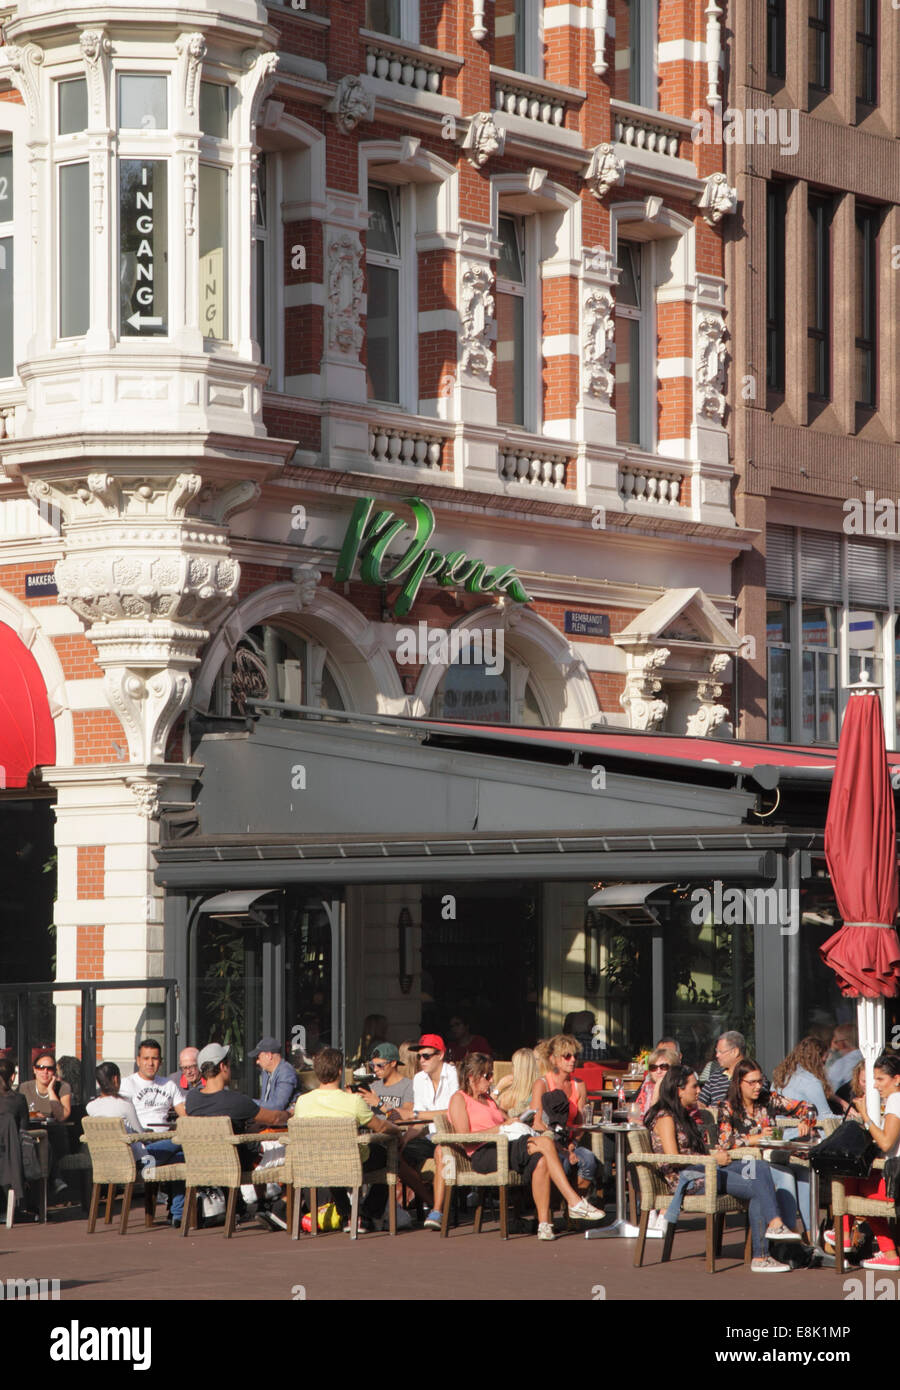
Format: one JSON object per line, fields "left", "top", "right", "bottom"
{"left": 766, "top": 599, "right": 790, "bottom": 645}
{"left": 523, "top": 679, "right": 544, "bottom": 726}
{"left": 366, "top": 263, "right": 399, "bottom": 402}
{"left": 58, "top": 78, "right": 88, "bottom": 135}
{"left": 766, "top": 183, "right": 785, "bottom": 390}
{"left": 0, "top": 237, "right": 12, "bottom": 376}
{"left": 366, "top": 0, "right": 401, "bottom": 35}
{"left": 118, "top": 75, "right": 168, "bottom": 130}
{"left": 119, "top": 159, "right": 168, "bottom": 338}
{"left": 497, "top": 217, "right": 523, "bottom": 283}
{"left": 495, "top": 0, "right": 532, "bottom": 73}
{"left": 435, "top": 662, "right": 511, "bottom": 724}
{"left": 254, "top": 235, "right": 266, "bottom": 357}
{"left": 767, "top": 646, "right": 791, "bottom": 742}
{"left": 614, "top": 316, "right": 640, "bottom": 444}
{"left": 617, "top": 243, "right": 641, "bottom": 307}
{"left": 802, "top": 602, "right": 836, "bottom": 647}
{"left": 0, "top": 148, "right": 11, "bottom": 220}
{"left": 200, "top": 83, "right": 229, "bottom": 139}
{"left": 367, "top": 186, "right": 398, "bottom": 256}
{"left": 199, "top": 165, "right": 228, "bottom": 340}
{"left": 496, "top": 291, "right": 524, "bottom": 426}
{"left": 59, "top": 163, "right": 90, "bottom": 338}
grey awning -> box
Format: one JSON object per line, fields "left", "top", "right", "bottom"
{"left": 199, "top": 889, "right": 276, "bottom": 925}
{"left": 588, "top": 882, "right": 673, "bottom": 908}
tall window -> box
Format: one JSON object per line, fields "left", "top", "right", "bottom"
{"left": 801, "top": 602, "right": 837, "bottom": 743}
{"left": 856, "top": 0, "right": 877, "bottom": 107}
{"left": 807, "top": 194, "right": 832, "bottom": 401}
{"left": 767, "top": 0, "right": 786, "bottom": 79}
{"left": 766, "top": 599, "right": 792, "bottom": 742}
{"left": 0, "top": 144, "right": 12, "bottom": 377}
{"left": 118, "top": 75, "right": 169, "bottom": 339}
{"left": 613, "top": 0, "right": 654, "bottom": 107}
{"left": 252, "top": 154, "right": 270, "bottom": 362}
{"left": 56, "top": 76, "right": 90, "bottom": 340}
{"left": 366, "top": 0, "right": 401, "bottom": 36}
{"left": 614, "top": 240, "right": 646, "bottom": 447}
{"left": 855, "top": 204, "right": 877, "bottom": 410}
{"left": 366, "top": 184, "right": 401, "bottom": 404}
{"left": 808, "top": 0, "right": 831, "bottom": 95}
{"left": 766, "top": 183, "right": 786, "bottom": 392}
{"left": 495, "top": 0, "right": 543, "bottom": 77}
{"left": 495, "top": 215, "right": 527, "bottom": 427}
{"left": 199, "top": 82, "right": 230, "bottom": 342}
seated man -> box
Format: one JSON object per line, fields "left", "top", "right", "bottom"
{"left": 169, "top": 1047, "right": 203, "bottom": 1092}
{"left": 119, "top": 1038, "right": 187, "bottom": 1226}
{"left": 358, "top": 1043, "right": 431, "bottom": 1212}
{"left": 248, "top": 1036, "right": 298, "bottom": 1111}
{"left": 293, "top": 1046, "right": 403, "bottom": 1232}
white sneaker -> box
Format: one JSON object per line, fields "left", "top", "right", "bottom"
{"left": 537, "top": 1222, "right": 556, "bottom": 1241}
{"left": 751, "top": 1256, "right": 791, "bottom": 1273}
{"left": 568, "top": 1198, "right": 604, "bottom": 1221}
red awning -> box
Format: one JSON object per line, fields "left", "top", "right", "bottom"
{"left": 0, "top": 623, "right": 56, "bottom": 788}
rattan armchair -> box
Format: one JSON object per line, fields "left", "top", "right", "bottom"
{"left": 831, "top": 1157, "right": 896, "bottom": 1274}
{"left": 286, "top": 1115, "right": 398, "bottom": 1239}
{"left": 80, "top": 1118, "right": 175, "bottom": 1234}
{"left": 627, "top": 1127, "right": 752, "bottom": 1274}
{"left": 175, "top": 1117, "right": 286, "bottom": 1237}
{"left": 431, "top": 1113, "right": 524, "bottom": 1239}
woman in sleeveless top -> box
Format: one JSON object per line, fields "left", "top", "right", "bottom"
{"left": 530, "top": 1034, "right": 599, "bottom": 1194}
{"left": 447, "top": 1053, "right": 604, "bottom": 1241}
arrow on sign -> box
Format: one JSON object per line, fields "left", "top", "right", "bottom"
{"left": 127, "top": 312, "right": 163, "bottom": 330}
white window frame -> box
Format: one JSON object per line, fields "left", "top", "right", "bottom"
{"left": 495, "top": 212, "right": 540, "bottom": 433}
{"left": 364, "top": 0, "right": 420, "bottom": 43}
{"left": 198, "top": 80, "right": 234, "bottom": 346}
{"left": 113, "top": 68, "right": 173, "bottom": 343}
{"left": 0, "top": 137, "right": 13, "bottom": 379}
{"left": 51, "top": 69, "right": 91, "bottom": 345}
{"left": 366, "top": 181, "right": 417, "bottom": 410}
{"left": 252, "top": 152, "right": 284, "bottom": 388}
{"left": 613, "top": 237, "right": 656, "bottom": 452}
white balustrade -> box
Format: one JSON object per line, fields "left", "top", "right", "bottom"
{"left": 369, "top": 423, "right": 444, "bottom": 469}
{"left": 499, "top": 449, "right": 570, "bottom": 489}
{"left": 618, "top": 465, "right": 685, "bottom": 506}
{"left": 365, "top": 44, "right": 442, "bottom": 93}
{"left": 493, "top": 80, "right": 566, "bottom": 127}
{"left": 612, "top": 112, "right": 680, "bottom": 158}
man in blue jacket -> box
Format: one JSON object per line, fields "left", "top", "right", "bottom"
{"left": 249, "top": 1036, "right": 298, "bottom": 1111}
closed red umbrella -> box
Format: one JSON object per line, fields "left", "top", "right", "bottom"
{"left": 821, "top": 686, "right": 900, "bottom": 997}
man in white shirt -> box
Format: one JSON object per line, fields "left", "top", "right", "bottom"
{"left": 826, "top": 1024, "right": 864, "bottom": 1094}
{"left": 407, "top": 1034, "right": 458, "bottom": 1230}
{"left": 119, "top": 1038, "right": 187, "bottom": 1224}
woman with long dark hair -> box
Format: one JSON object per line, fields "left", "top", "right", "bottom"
{"left": 645, "top": 1064, "right": 799, "bottom": 1272}
{"left": 830, "top": 1053, "right": 900, "bottom": 1271}
{"left": 717, "top": 1057, "right": 814, "bottom": 1240}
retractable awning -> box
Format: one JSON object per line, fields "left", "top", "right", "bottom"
{"left": 0, "top": 623, "right": 56, "bottom": 788}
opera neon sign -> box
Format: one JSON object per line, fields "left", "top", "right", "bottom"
{"left": 335, "top": 496, "right": 532, "bottom": 619}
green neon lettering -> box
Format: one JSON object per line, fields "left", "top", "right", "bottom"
{"left": 383, "top": 498, "right": 436, "bottom": 581}
{"left": 393, "top": 549, "right": 447, "bottom": 619}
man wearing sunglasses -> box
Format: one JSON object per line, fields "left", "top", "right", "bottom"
{"left": 358, "top": 1043, "right": 414, "bottom": 1116}
{"left": 408, "top": 1034, "right": 459, "bottom": 1229}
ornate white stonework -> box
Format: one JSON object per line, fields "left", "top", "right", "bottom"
{"left": 79, "top": 29, "right": 111, "bottom": 118}
{"left": 592, "top": 1, "right": 609, "bottom": 74}
{"left": 292, "top": 563, "right": 321, "bottom": 609}
{"left": 176, "top": 32, "right": 207, "bottom": 117}
{"left": 585, "top": 143, "right": 625, "bottom": 201}
{"left": 698, "top": 172, "right": 737, "bottom": 225}
{"left": 686, "top": 652, "right": 729, "bottom": 736}
{"left": 326, "top": 233, "right": 364, "bottom": 356}
{"left": 705, "top": 2, "right": 723, "bottom": 107}
{"left": 462, "top": 112, "right": 505, "bottom": 167}
{"left": 243, "top": 48, "right": 280, "bottom": 130}
{"left": 696, "top": 313, "right": 728, "bottom": 421}
{"left": 582, "top": 286, "right": 615, "bottom": 403}
{"left": 1, "top": 43, "right": 44, "bottom": 123}
{"left": 620, "top": 647, "right": 670, "bottom": 731}
{"left": 471, "top": 0, "right": 488, "bottom": 41}
{"left": 184, "top": 154, "right": 198, "bottom": 236}
{"left": 90, "top": 153, "right": 104, "bottom": 234}
{"left": 459, "top": 262, "right": 495, "bottom": 380}
{"left": 327, "top": 75, "right": 375, "bottom": 135}
{"left": 128, "top": 780, "right": 161, "bottom": 819}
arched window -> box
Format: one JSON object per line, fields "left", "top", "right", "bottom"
{"left": 214, "top": 622, "right": 347, "bottom": 717}
{"left": 432, "top": 658, "right": 547, "bottom": 725}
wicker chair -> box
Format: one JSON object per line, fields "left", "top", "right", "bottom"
{"left": 830, "top": 1157, "right": 896, "bottom": 1274}
{"left": 286, "top": 1116, "right": 398, "bottom": 1239}
{"left": 80, "top": 1118, "right": 176, "bottom": 1235}
{"left": 174, "top": 1116, "right": 286, "bottom": 1238}
{"left": 627, "top": 1127, "right": 752, "bottom": 1273}
{"left": 431, "top": 1112, "right": 524, "bottom": 1239}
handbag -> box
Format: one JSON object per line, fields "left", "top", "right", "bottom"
{"left": 808, "top": 1117, "right": 877, "bottom": 1179}
{"left": 19, "top": 1132, "right": 43, "bottom": 1182}
{"left": 196, "top": 1187, "right": 226, "bottom": 1223}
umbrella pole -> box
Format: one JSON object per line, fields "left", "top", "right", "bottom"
{"left": 857, "top": 996, "right": 884, "bottom": 1124}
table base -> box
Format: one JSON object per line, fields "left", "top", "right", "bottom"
{"left": 585, "top": 1218, "right": 662, "bottom": 1240}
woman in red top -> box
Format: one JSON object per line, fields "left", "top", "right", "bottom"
{"left": 448, "top": 1053, "right": 604, "bottom": 1241}
{"left": 531, "top": 1034, "right": 598, "bottom": 1194}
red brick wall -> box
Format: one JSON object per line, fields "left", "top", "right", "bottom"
{"left": 76, "top": 846, "right": 105, "bottom": 900}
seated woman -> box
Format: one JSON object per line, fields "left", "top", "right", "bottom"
{"left": 636, "top": 1047, "right": 678, "bottom": 1121}
{"left": 829, "top": 1053, "right": 900, "bottom": 1271}
{"left": 531, "top": 1034, "right": 599, "bottom": 1197}
{"left": 494, "top": 1048, "right": 539, "bottom": 1122}
{"left": 645, "top": 1063, "right": 799, "bottom": 1273}
{"left": 86, "top": 1062, "right": 152, "bottom": 1171}
{"left": 716, "top": 1057, "right": 813, "bottom": 1240}
{"left": 772, "top": 1036, "right": 849, "bottom": 1132}
{"left": 447, "top": 1053, "right": 604, "bottom": 1241}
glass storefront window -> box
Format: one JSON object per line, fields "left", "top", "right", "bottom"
{"left": 199, "top": 82, "right": 229, "bottom": 140}
{"left": 119, "top": 159, "right": 168, "bottom": 337}
{"left": 219, "top": 624, "right": 346, "bottom": 717}
{"left": 847, "top": 610, "right": 883, "bottom": 686}
{"left": 286, "top": 899, "right": 333, "bottom": 1064}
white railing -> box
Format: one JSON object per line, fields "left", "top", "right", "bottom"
{"left": 369, "top": 422, "right": 445, "bottom": 469}
{"left": 365, "top": 42, "right": 442, "bottom": 93}
{"left": 490, "top": 67, "right": 584, "bottom": 128}
{"left": 618, "top": 464, "right": 686, "bottom": 506}
{"left": 499, "top": 448, "right": 571, "bottom": 489}
{"left": 611, "top": 101, "right": 690, "bottom": 158}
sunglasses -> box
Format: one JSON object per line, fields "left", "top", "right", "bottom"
{"left": 35, "top": 1064, "right": 55, "bottom": 1071}
{"left": 418, "top": 1050, "right": 439, "bottom": 1060}
{"left": 371, "top": 1060, "right": 388, "bottom": 1068}
{"left": 649, "top": 1063, "right": 670, "bottom": 1072}
{"left": 558, "top": 1052, "right": 576, "bottom": 1061}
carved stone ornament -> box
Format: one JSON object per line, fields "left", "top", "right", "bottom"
{"left": 176, "top": 32, "right": 207, "bottom": 118}
{"left": 619, "top": 647, "right": 670, "bottom": 731}
{"left": 327, "top": 75, "right": 375, "bottom": 136}
{"left": 696, "top": 313, "right": 727, "bottom": 421}
{"left": 582, "top": 287, "right": 615, "bottom": 403}
{"left": 686, "top": 651, "right": 729, "bottom": 736}
{"left": 698, "top": 171, "right": 737, "bottom": 226}
{"left": 90, "top": 153, "right": 104, "bottom": 234}
{"left": 80, "top": 29, "right": 111, "bottom": 118}
{"left": 592, "top": 1, "right": 609, "bottom": 75}
{"left": 326, "top": 233, "right": 364, "bottom": 355}
{"left": 585, "top": 143, "right": 625, "bottom": 201}
{"left": 183, "top": 154, "right": 198, "bottom": 236}
{"left": 292, "top": 563, "right": 321, "bottom": 609}
{"left": 459, "top": 261, "right": 495, "bottom": 380}
{"left": 462, "top": 112, "right": 505, "bottom": 167}
{"left": 243, "top": 48, "right": 280, "bottom": 131}
{"left": 471, "top": 0, "right": 488, "bottom": 41}
{"left": 128, "top": 780, "right": 161, "bottom": 819}
{"left": 1, "top": 43, "right": 44, "bottom": 124}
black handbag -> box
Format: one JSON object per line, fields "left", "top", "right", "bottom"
{"left": 808, "top": 1117, "right": 877, "bottom": 1179}
{"left": 19, "top": 1131, "right": 42, "bottom": 1182}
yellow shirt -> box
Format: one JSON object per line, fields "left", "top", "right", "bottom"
{"left": 292, "top": 1087, "right": 373, "bottom": 1158}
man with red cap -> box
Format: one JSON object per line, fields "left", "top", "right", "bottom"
{"left": 408, "top": 1034, "right": 458, "bottom": 1229}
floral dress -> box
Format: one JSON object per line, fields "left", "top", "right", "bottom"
{"left": 716, "top": 1093, "right": 810, "bottom": 1150}
{"left": 646, "top": 1111, "right": 708, "bottom": 1195}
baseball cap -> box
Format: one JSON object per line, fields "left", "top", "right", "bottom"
{"left": 409, "top": 1034, "right": 445, "bottom": 1054}
{"left": 248, "top": 1036, "right": 282, "bottom": 1057}
{"left": 197, "top": 1043, "right": 230, "bottom": 1068}
{"left": 370, "top": 1042, "right": 399, "bottom": 1062}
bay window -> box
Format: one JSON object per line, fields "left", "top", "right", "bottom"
{"left": 0, "top": 144, "right": 12, "bottom": 377}
{"left": 119, "top": 160, "right": 168, "bottom": 338}
{"left": 199, "top": 82, "right": 231, "bottom": 342}
{"left": 60, "top": 162, "right": 90, "bottom": 338}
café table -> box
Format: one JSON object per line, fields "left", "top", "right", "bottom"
{"left": 581, "top": 1123, "right": 662, "bottom": 1241}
